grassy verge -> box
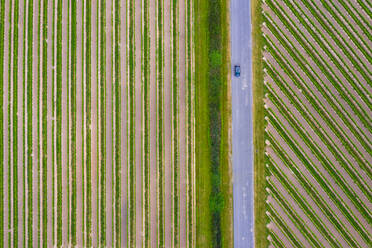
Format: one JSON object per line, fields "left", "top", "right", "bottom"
{"left": 194, "top": 0, "right": 211, "bottom": 246}
{"left": 194, "top": 0, "right": 232, "bottom": 246}
{"left": 219, "top": 0, "right": 232, "bottom": 246}
{"left": 252, "top": 0, "right": 267, "bottom": 246}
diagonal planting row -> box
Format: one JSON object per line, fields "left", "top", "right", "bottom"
{"left": 263, "top": 0, "right": 372, "bottom": 247}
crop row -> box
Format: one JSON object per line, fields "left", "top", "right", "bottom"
{"left": 171, "top": 0, "right": 179, "bottom": 246}
{"left": 126, "top": 0, "right": 136, "bottom": 246}
{"left": 263, "top": 0, "right": 372, "bottom": 246}
{"left": 263, "top": 12, "right": 371, "bottom": 168}
{"left": 0, "top": 0, "right": 196, "bottom": 246}
{"left": 262, "top": 26, "right": 371, "bottom": 179}
{"left": 112, "top": 0, "right": 121, "bottom": 246}
{"left": 83, "top": 1, "right": 92, "bottom": 247}
{"left": 141, "top": 0, "right": 150, "bottom": 245}
{"left": 266, "top": 89, "right": 370, "bottom": 236}
{"left": 265, "top": 0, "right": 371, "bottom": 133}
{"left": 156, "top": 0, "right": 165, "bottom": 246}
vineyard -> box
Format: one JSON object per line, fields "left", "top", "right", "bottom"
{"left": 0, "top": 0, "right": 200, "bottom": 247}
{"left": 262, "top": 0, "right": 372, "bottom": 247}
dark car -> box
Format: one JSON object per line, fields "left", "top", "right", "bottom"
{"left": 234, "top": 65, "right": 241, "bottom": 77}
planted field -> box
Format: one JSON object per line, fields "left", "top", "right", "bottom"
{"left": 0, "top": 0, "right": 199, "bottom": 247}
{"left": 262, "top": 0, "right": 372, "bottom": 246}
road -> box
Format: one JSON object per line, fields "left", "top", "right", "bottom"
{"left": 230, "top": 0, "right": 254, "bottom": 247}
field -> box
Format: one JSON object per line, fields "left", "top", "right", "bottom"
{"left": 0, "top": 0, "right": 225, "bottom": 246}
{"left": 260, "top": 0, "right": 372, "bottom": 247}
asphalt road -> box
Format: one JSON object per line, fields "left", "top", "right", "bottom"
{"left": 230, "top": 0, "right": 254, "bottom": 247}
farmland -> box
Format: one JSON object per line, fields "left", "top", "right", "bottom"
{"left": 0, "top": 0, "right": 235, "bottom": 247}
{"left": 260, "top": 0, "right": 372, "bottom": 247}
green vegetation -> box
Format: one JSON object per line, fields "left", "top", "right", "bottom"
{"left": 26, "top": 0, "right": 34, "bottom": 246}
{"left": 127, "top": 0, "right": 136, "bottom": 246}
{"left": 141, "top": 0, "right": 150, "bottom": 245}
{"left": 263, "top": 0, "right": 372, "bottom": 246}
{"left": 194, "top": 0, "right": 232, "bottom": 246}
{"left": 6, "top": 0, "right": 12, "bottom": 246}
{"left": 185, "top": 0, "right": 195, "bottom": 245}
{"left": 41, "top": 0, "right": 48, "bottom": 246}
{"left": 156, "top": 0, "right": 164, "bottom": 246}
{"left": 251, "top": 0, "right": 267, "bottom": 247}
{"left": 98, "top": 0, "right": 107, "bottom": 245}
{"left": 11, "top": 0, "right": 20, "bottom": 246}
{"left": 37, "top": 0, "right": 41, "bottom": 245}
{"left": 84, "top": 1, "right": 92, "bottom": 246}
{"left": 113, "top": 0, "right": 121, "bottom": 246}
{"left": 171, "top": 0, "right": 179, "bottom": 246}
